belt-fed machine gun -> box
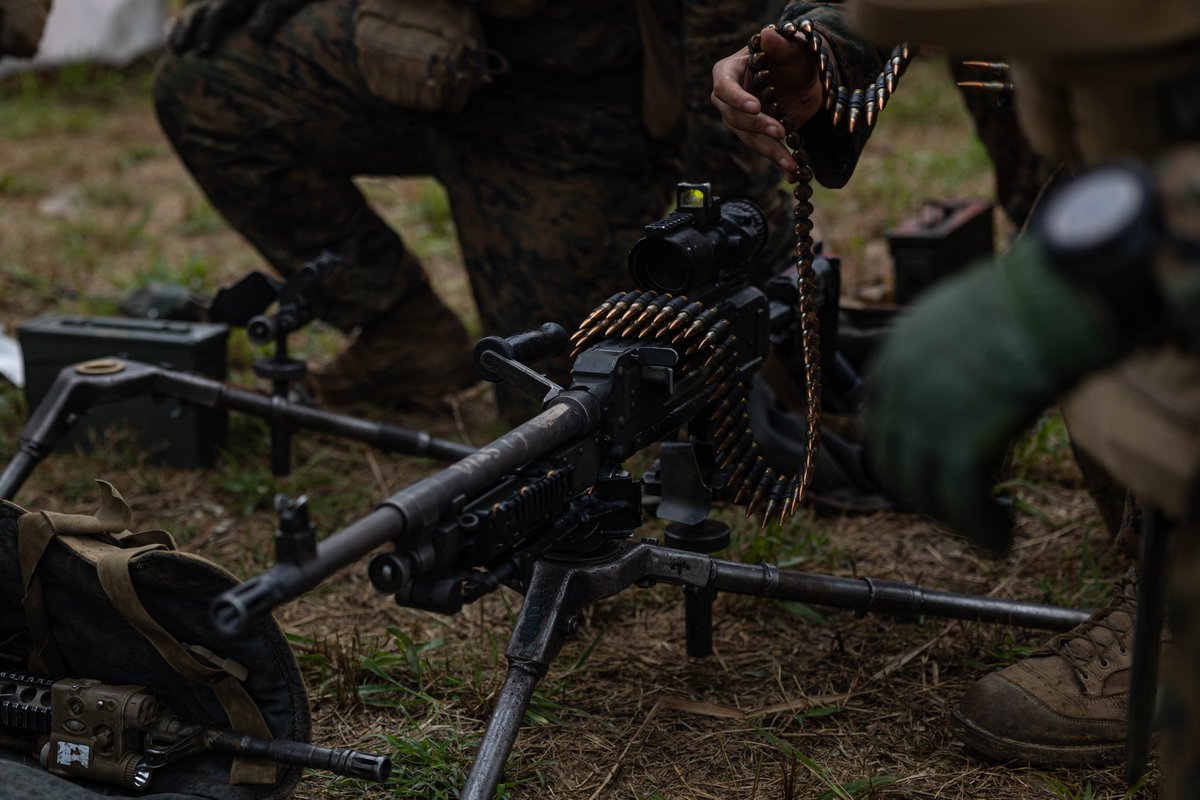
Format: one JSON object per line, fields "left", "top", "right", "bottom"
{"left": 208, "top": 184, "right": 1090, "bottom": 799}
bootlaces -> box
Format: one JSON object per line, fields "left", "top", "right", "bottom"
{"left": 1047, "top": 575, "right": 1135, "bottom": 683}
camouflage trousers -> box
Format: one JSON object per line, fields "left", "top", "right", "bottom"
{"left": 950, "top": 56, "right": 1060, "bottom": 229}
{"left": 153, "top": 0, "right": 790, "bottom": 398}
{"left": 1065, "top": 346, "right": 1200, "bottom": 798}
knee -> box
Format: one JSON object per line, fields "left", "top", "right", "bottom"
{"left": 151, "top": 51, "right": 197, "bottom": 150}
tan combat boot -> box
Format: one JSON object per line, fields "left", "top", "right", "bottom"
{"left": 311, "top": 283, "right": 479, "bottom": 409}
{"left": 952, "top": 572, "right": 1145, "bottom": 766}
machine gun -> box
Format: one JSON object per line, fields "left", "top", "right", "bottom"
{"left": 0, "top": 671, "right": 390, "bottom": 791}
{"left": 210, "top": 184, "right": 1091, "bottom": 799}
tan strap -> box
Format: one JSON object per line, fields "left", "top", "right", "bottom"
{"left": 17, "top": 482, "right": 137, "bottom": 673}
{"left": 18, "top": 511, "right": 73, "bottom": 674}
{"left": 95, "top": 545, "right": 277, "bottom": 785}
{"left": 187, "top": 644, "right": 250, "bottom": 683}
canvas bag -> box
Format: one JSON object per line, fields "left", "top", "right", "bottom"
{"left": 0, "top": 481, "right": 311, "bottom": 799}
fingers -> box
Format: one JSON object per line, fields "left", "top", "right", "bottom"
{"left": 710, "top": 48, "right": 759, "bottom": 115}
{"left": 195, "top": 0, "right": 239, "bottom": 54}
{"left": 248, "top": 0, "right": 308, "bottom": 42}
{"left": 730, "top": 127, "right": 798, "bottom": 175}
{"left": 758, "top": 26, "right": 823, "bottom": 127}
{"left": 712, "top": 45, "right": 798, "bottom": 176}
{"left": 196, "top": 0, "right": 269, "bottom": 54}
{"left": 167, "top": 3, "right": 206, "bottom": 53}
{"left": 714, "top": 99, "right": 783, "bottom": 140}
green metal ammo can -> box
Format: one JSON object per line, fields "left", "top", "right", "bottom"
{"left": 18, "top": 316, "right": 230, "bottom": 468}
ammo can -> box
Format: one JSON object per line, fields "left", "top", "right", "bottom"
{"left": 886, "top": 200, "right": 994, "bottom": 304}
{"left": 18, "top": 316, "right": 230, "bottom": 468}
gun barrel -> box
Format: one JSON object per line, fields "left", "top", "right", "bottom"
{"left": 204, "top": 730, "right": 392, "bottom": 783}
{"left": 211, "top": 396, "right": 601, "bottom": 635}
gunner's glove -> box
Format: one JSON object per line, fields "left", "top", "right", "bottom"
{"left": 864, "top": 163, "right": 1173, "bottom": 552}
{"left": 169, "top": 0, "right": 312, "bottom": 54}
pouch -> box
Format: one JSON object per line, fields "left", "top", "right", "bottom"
{"left": 353, "top": 0, "right": 507, "bottom": 113}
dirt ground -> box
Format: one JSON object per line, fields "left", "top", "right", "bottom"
{"left": 0, "top": 54, "right": 1149, "bottom": 800}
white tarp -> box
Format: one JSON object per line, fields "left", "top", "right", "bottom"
{"left": 0, "top": 0, "right": 167, "bottom": 77}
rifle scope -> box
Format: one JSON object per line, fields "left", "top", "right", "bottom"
{"left": 628, "top": 182, "right": 768, "bottom": 295}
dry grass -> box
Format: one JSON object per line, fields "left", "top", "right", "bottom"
{"left": 0, "top": 56, "right": 1150, "bottom": 800}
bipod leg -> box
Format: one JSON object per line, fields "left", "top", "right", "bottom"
{"left": 1126, "top": 506, "right": 1169, "bottom": 787}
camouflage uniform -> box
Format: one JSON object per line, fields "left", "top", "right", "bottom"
{"left": 0, "top": 0, "right": 51, "bottom": 58}
{"left": 155, "top": 0, "right": 889, "bottom": 416}
{"left": 949, "top": 57, "right": 1059, "bottom": 229}
{"left": 852, "top": 0, "right": 1200, "bottom": 787}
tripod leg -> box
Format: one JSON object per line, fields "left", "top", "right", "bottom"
{"left": 270, "top": 377, "right": 293, "bottom": 477}
{"left": 684, "top": 585, "right": 716, "bottom": 657}
{"left": 1126, "top": 506, "right": 1168, "bottom": 787}
{"left": 460, "top": 659, "right": 546, "bottom": 800}
{"left": 459, "top": 556, "right": 589, "bottom": 799}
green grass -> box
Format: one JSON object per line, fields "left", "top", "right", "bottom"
{"left": 0, "top": 172, "right": 47, "bottom": 197}
{"left": 758, "top": 728, "right": 897, "bottom": 800}
{"left": 1040, "top": 773, "right": 1151, "bottom": 800}
{"left": 179, "top": 197, "right": 226, "bottom": 237}
{"left": 0, "top": 63, "right": 153, "bottom": 139}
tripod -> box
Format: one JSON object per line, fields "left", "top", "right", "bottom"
{"left": 457, "top": 521, "right": 1089, "bottom": 799}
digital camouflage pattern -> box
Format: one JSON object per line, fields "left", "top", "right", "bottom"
{"left": 155, "top": 0, "right": 889, "bottom": 416}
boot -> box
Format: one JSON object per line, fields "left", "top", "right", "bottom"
{"left": 310, "top": 283, "right": 478, "bottom": 409}
{"left": 952, "top": 572, "right": 1145, "bottom": 766}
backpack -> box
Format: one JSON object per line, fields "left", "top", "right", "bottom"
{"left": 0, "top": 481, "right": 310, "bottom": 799}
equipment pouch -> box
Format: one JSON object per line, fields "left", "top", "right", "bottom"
{"left": 353, "top": 0, "right": 508, "bottom": 113}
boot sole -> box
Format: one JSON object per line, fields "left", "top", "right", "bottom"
{"left": 950, "top": 708, "right": 1125, "bottom": 767}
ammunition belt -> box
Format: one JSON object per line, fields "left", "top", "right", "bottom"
{"left": 569, "top": 20, "right": 913, "bottom": 527}
{"left": 746, "top": 19, "right": 915, "bottom": 516}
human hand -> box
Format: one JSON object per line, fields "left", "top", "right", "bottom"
{"left": 865, "top": 238, "right": 1129, "bottom": 553}
{"left": 169, "top": 0, "right": 311, "bottom": 54}
{"left": 710, "top": 27, "right": 823, "bottom": 179}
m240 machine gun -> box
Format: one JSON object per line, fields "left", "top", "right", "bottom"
{"left": 209, "top": 184, "right": 1090, "bottom": 799}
